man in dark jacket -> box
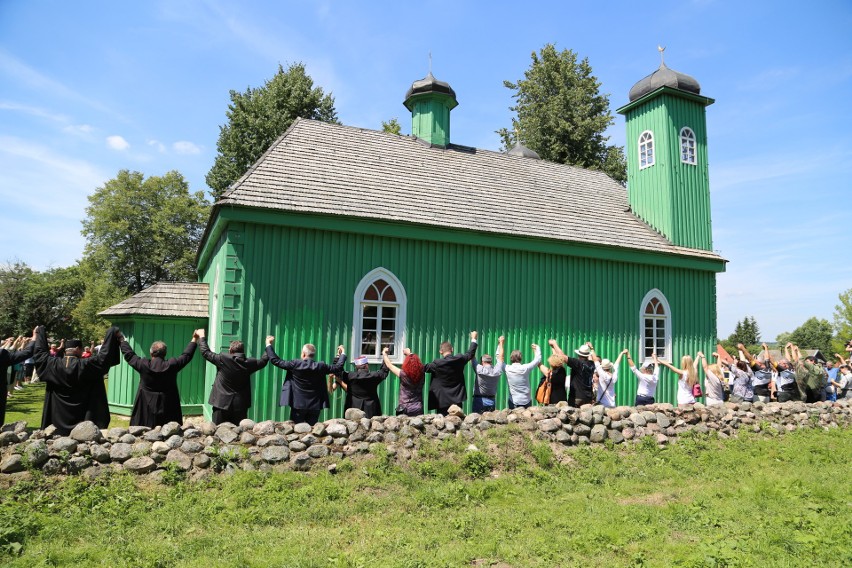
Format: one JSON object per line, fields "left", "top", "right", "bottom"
{"left": 198, "top": 329, "right": 268, "bottom": 425}
{"left": 266, "top": 336, "right": 346, "bottom": 425}
{"left": 35, "top": 325, "right": 121, "bottom": 434}
{"left": 425, "top": 330, "right": 478, "bottom": 415}
{"left": 334, "top": 355, "right": 389, "bottom": 419}
{"left": 120, "top": 331, "right": 198, "bottom": 428}
{"left": 1, "top": 330, "right": 36, "bottom": 427}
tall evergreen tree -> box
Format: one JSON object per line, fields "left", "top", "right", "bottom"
{"left": 497, "top": 44, "right": 627, "bottom": 184}
{"left": 206, "top": 63, "right": 339, "bottom": 200}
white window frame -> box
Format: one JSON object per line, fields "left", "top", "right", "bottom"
{"left": 352, "top": 267, "right": 407, "bottom": 364}
{"left": 639, "top": 288, "right": 671, "bottom": 365}
{"left": 680, "top": 127, "right": 696, "bottom": 165}
{"left": 638, "top": 130, "right": 655, "bottom": 169}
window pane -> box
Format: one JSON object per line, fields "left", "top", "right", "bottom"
{"left": 382, "top": 287, "right": 396, "bottom": 301}
{"left": 364, "top": 285, "right": 379, "bottom": 301}
{"left": 645, "top": 339, "right": 654, "bottom": 349}
{"left": 361, "top": 332, "right": 376, "bottom": 343}
{"left": 381, "top": 321, "right": 395, "bottom": 334}
{"left": 360, "top": 343, "right": 374, "bottom": 356}
{"left": 656, "top": 303, "right": 665, "bottom": 315}
{"left": 362, "top": 305, "right": 377, "bottom": 318}
{"left": 383, "top": 306, "right": 396, "bottom": 319}
{"left": 381, "top": 332, "right": 395, "bottom": 344}
{"left": 645, "top": 303, "right": 655, "bottom": 314}
{"left": 363, "top": 318, "right": 377, "bottom": 331}
{"left": 656, "top": 319, "right": 665, "bottom": 330}
{"left": 374, "top": 279, "right": 387, "bottom": 293}
{"left": 383, "top": 344, "right": 395, "bottom": 356}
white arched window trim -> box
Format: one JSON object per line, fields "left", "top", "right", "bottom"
{"left": 352, "top": 267, "right": 407, "bottom": 364}
{"left": 639, "top": 288, "right": 672, "bottom": 365}
{"left": 680, "top": 127, "right": 696, "bottom": 165}
{"left": 638, "top": 130, "right": 655, "bottom": 169}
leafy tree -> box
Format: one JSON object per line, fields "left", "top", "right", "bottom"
{"left": 381, "top": 118, "right": 402, "bottom": 135}
{"left": 727, "top": 315, "right": 761, "bottom": 347}
{"left": 81, "top": 170, "right": 209, "bottom": 295}
{"left": 72, "top": 265, "right": 128, "bottom": 342}
{"left": 0, "top": 261, "right": 34, "bottom": 336}
{"left": 18, "top": 265, "right": 84, "bottom": 339}
{"left": 779, "top": 317, "right": 834, "bottom": 356}
{"left": 497, "top": 43, "right": 627, "bottom": 184}
{"left": 832, "top": 288, "right": 852, "bottom": 355}
{"left": 206, "top": 63, "right": 339, "bottom": 200}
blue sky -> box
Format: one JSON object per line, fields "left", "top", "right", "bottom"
{"left": 1, "top": 0, "right": 850, "bottom": 341}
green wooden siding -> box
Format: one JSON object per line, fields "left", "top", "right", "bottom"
{"left": 199, "top": 218, "right": 719, "bottom": 422}
{"left": 624, "top": 92, "right": 713, "bottom": 251}
{"left": 106, "top": 316, "right": 208, "bottom": 416}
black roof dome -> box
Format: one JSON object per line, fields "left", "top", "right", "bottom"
{"left": 404, "top": 72, "right": 457, "bottom": 101}
{"left": 628, "top": 62, "right": 701, "bottom": 102}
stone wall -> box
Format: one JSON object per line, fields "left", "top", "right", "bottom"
{"left": 2, "top": 400, "right": 850, "bottom": 482}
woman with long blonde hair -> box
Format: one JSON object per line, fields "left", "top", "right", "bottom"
{"left": 656, "top": 354, "right": 700, "bottom": 405}
{"left": 696, "top": 351, "right": 727, "bottom": 406}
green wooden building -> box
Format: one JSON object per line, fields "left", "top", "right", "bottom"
{"left": 103, "top": 61, "right": 725, "bottom": 421}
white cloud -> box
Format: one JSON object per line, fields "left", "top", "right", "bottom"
{"left": 63, "top": 124, "right": 94, "bottom": 136}
{"left": 106, "top": 135, "right": 130, "bottom": 151}
{"left": 147, "top": 139, "right": 167, "bottom": 153}
{"left": 172, "top": 140, "right": 201, "bottom": 155}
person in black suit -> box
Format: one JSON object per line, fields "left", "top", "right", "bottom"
{"left": 333, "top": 355, "right": 389, "bottom": 419}
{"left": 35, "top": 325, "right": 122, "bottom": 434}
{"left": 425, "top": 330, "right": 478, "bottom": 415}
{"left": 197, "top": 329, "right": 268, "bottom": 425}
{"left": 120, "top": 331, "right": 198, "bottom": 428}
{"left": 266, "top": 336, "right": 346, "bottom": 426}
{"left": 1, "top": 330, "right": 36, "bottom": 427}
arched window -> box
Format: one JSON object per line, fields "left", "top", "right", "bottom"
{"left": 639, "top": 131, "right": 655, "bottom": 169}
{"left": 352, "top": 268, "right": 407, "bottom": 363}
{"left": 680, "top": 127, "right": 696, "bottom": 165}
{"left": 639, "top": 289, "right": 671, "bottom": 363}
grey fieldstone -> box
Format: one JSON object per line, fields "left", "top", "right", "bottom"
{"left": 181, "top": 440, "right": 204, "bottom": 454}
{"left": 293, "top": 422, "right": 312, "bottom": 434}
{"left": 292, "top": 452, "right": 312, "bottom": 471}
{"left": 307, "top": 444, "right": 329, "bottom": 459}
{"left": 90, "top": 444, "right": 111, "bottom": 463}
{"left": 183, "top": 428, "right": 202, "bottom": 439}
{"left": 104, "top": 428, "right": 126, "bottom": 442}
{"left": 538, "top": 418, "right": 561, "bottom": 432}
{"left": 289, "top": 441, "right": 307, "bottom": 452}
{"left": 133, "top": 441, "right": 153, "bottom": 456}
{"left": 24, "top": 440, "right": 49, "bottom": 468}
{"left": 124, "top": 456, "right": 157, "bottom": 474}
{"left": 261, "top": 446, "right": 290, "bottom": 463}
{"left": 590, "top": 424, "right": 608, "bottom": 443}
{"left": 253, "top": 420, "right": 275, "bottom": 436}
{"left": 161, "top": 422, "right": 182, "bottom": 438}
{"left": 1, "top": 454, "right": 25, "bottom": 473}
{"left": 656, "top": 413, "right": 672, "bottom": 429}
{"left": 119, "top": 433, "right": 137, "bottom": 444}
{"left": 257, "top": 434, "right": 287, "bottom": 447}
{"left": 608, "top": 429, "right": 625, "bottom": 444}
{"left": 370, "top": 420, "right": 385, "bottom": 432}
{"left": 447, "top": 404, "right": 465, "bottom": 418}
{"left": 555, "top": 430, "right": 572, "bottom": 445}
{"left": 69, "top": 421, "right": 101, "bottom": 442}
{"left": 1, "top": 420, "right": 26, "bottom": 433}
{"left": 578, "top": 411, "right": 594, "bottom": 426}
{"left": 0, "top": 431, "right": 18, "bottom": 446}
{"left": 151, "top": 441, "right": 170, "bottom": 454}
{"left": 311, "top": 422, "right": 327, "bottom": 437}
{"left": 216, "top": 426, "right": 239, "bottom": 444}
{"left": 344, "top": 408, "right": 366, "bottom": 421}
{"left": 410, "top": 417, "right": 425, "bottom": 430}
{"left": 239, "top": 419, "right": 256, "bottom": 431}
{"left": 162, "top": 435, "right": 182, "bottom": 449}
{"left": 198, "top": 421, "right": 217, "bottom": 436}
{"left": 656, "top": 434, "right": 669, "bottom": 445}
{"left": 165, "top": 449, "right": 193, "bottom": 471}
{"left": 143, "top": 429, "right": 164, "bottom": 442}
{"left": 42, "top": 424, "right": 58, "bottom": 438}
{"left": 384, "top": 416, "right": 401, "bottom": 431}
{"left": 622, "top": 427, "right": 635, "bottom": 440}
{"left": 52, "top": 437, "right": 78, "bottom": 454}
{"left": 128, "top": 425, "right": 150, "bottom": 436}
{"left": 109, "top": 443, "right": 133, "bottom": 462}
{"left": 629, "top": 413, "right": 647, "bottom": 427}
{"left": 42, "top": 458, "right": 62, "bottom": 475}
{"left": 326, "top": 423, "right": 348, "bottom": 438}
{"left": 67, "top": 456, "right": 89, "bottom": 474}
{"left": 574, "top": 424, "right": 591, "bottom": 437}
{"left": 193, "top": 454, "right": 211, "bottom": 469}
{"left": 239, "top": 432, "right": 257, "bottom": 445}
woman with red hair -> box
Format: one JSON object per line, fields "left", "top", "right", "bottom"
{"left": 383, "top": 346, "right": 424, "bottom": 416}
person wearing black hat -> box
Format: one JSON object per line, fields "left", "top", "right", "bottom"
{"left": 33, "top": 326, "right": 122, "bottom": 435}
{"left": 120, "top": 331, "right": 199, "bottom": 428}
{"left": 333, "top": 353, "right": 389, "bottom": 419}
{"left": 1, "top": 330, "right": 36, "bottom": 427}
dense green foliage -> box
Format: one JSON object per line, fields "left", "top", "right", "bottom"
{"left": 833, "top": 288, "right": 852, "bottom": 354}
{"left": 381, "top": 117, "right": 402, "bottom": 135}
{"left": 498, "top": 44, "right": 627, "bottom": 184}
{"left": 776, "top": 317, "right": 835, "bottom": 357}
{"left": 206, "top": 63, "right": 339, "bottom": 200}
{"left": 0, "top": 263, "right": 84, "bottom": 339}
{"left": 1, "top": 427, "right": 850, "bottom": 566}
{"left": 81, "top": 169, "right": 209, "bottom": 295}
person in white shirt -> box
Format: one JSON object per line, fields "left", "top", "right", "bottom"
{"left": 696, "top": 351, "right": 726, "bottom": 406}
{"left": 590, "top": 346, "right": 626, "bottom": 407}
{"left": 626, "top": 350, "right": 659, "bottom": 406}
{"left": 657, "top": 354, "right": 701, "bottom": 405}
{"left": 503, "top": 344, "right": 541, "bottom": 409}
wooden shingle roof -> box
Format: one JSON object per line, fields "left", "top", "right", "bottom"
{"left": 99, "top": 282, "right": 208, "bottom": 318}
{"left": 218, "top": 119, "right": 723, "bottom": 262}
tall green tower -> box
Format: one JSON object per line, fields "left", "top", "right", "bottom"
{"left": 616, "top": 58, "right": 715, "bottom": 251}
{"left": 404, "top": 72, "right": 458, "bottom": 147}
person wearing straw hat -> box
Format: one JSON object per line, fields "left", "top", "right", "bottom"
{"left": 549, "top": 339, "right": 596, "bottom": 407}
{"left": 626, "top": 350, "right": 659, "bottom": 406}
{"left": 590, "top": 346, "right": 626, "bottom": 407}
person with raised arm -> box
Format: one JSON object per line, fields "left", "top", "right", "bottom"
{"left": 120, "top": 330, "right": 199, "bottom": 428}
{"left": 424, "top": 331, "right": 478, "bottom": 415}
{"left": 334, "top": 354, "right": 389, "bottom": 419}
{"left": 198, "top": 329, "right": 269, "bottom": 425}
{"left": 1, "top": 331, "right": 36, "bottom": 426}
{"left": 588, "top": 346, "right": 626, "bottom": 407}
{"left": 626, "top": 350, "right": 659, "bottom": 406}
{"left": 382, "top": 346, "right": 424, "bottom": 417}
{"left": 267, "top": 337, "right": 346, "bottom": 425}
{"left": 738, "top": 343, "right": 774, "bottom": 403}
{"left": 503, "top": 342, "right": 541, "bottom": 410}
{"left": 471, "top": 336, "right": 505, "bottom": 413}
{"left": 537, "top": 342, "right": 569, "bottom": 405}
{"left": 656, "top": 353, "right": 701, "bottom": 405}
{"left": 696, "top": 351, "right": 727, "bottom": 406}
{"left": 550, "top": 339, "right": 597, "bottom": 407}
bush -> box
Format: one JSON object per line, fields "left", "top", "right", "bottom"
{"left": 462, "top": 451, "right": 492, "bottom": 479}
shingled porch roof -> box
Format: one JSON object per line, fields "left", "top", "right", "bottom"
{"left": 99, "top": 282, "right": 208, "bottom": 319}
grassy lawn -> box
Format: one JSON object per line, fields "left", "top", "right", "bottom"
{"left": 4, "top": 382, "right": 129, "bottom": 430}
{"left": 1, "top": 426, "right": 850, "bottom": 567}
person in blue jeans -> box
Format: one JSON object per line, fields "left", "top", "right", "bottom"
{"left": 471, "top": 336, "right": 505, "bottom": 413}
